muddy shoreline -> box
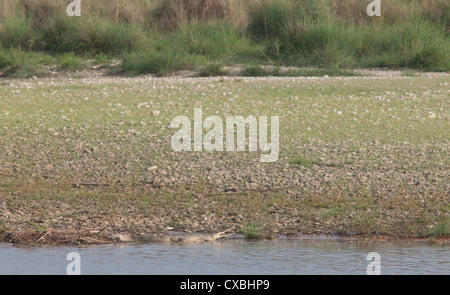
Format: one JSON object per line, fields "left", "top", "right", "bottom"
{"left": 1, "top": 228, "right": 448, "bottom": 247}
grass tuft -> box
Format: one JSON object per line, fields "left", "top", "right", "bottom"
{"left": 198, "top": 62, "right": 227, "bottom": 77}
{"left": 0, "top": 48, "right": 53, "bottom": 78}
{"left": 56, "top": 52, "right": 86, "bottom": 71}
{"left": 121, "top": 49, "right": 201, "bottom": 76}
{"left": 241, "top": 222, "right": 265, "bottom": 239}
{"left": 289, "top": 157, "right": 317, "bottom": 169}
{"left": 426, "top": 218, "right": 450, "bottom": 239}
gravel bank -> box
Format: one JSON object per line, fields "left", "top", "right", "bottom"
{"left": 0, "top": 69, "right": 449, "bottom": 245}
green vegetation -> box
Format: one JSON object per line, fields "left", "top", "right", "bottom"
{"left": 198, "top": 62, "right": 228, "bottom": 77}
{"left": 56, "top": 52, "right": 85, "bottom": 71}
{"left": 426, "top": 218, "right": 450, "bottom": 239}
{"left": 0, "top": 47, "right": 54, "bottom": 77}
{"left": 0, "top": 0, "right": 448, "bottom": 77}
{"left": 289, "top": 157, "right": 317, "bottom": 169}
{"left": 121, "top": 49, "right": 199, "bottom": 76}
{"left": 241, "top": 222, "right": 265, "bottom": 239}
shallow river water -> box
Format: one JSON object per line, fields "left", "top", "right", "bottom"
{"left": 1, "top": 236, "right": 448, "bottom": 275}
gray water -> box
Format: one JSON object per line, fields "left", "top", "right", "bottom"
{"left": 1, "top": 237, "right": 449, "bottom": 275}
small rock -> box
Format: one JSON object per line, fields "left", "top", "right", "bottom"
{"left": 147, "top": 166, "right": 158, "bottom": 172}
{"left": 300, "top": 177, "right": 308, "bottom": 183}
{"left": 152, "top": 110, "right": 160, "bottom": 116}
{"left": 137, "top": 102, "right": 150, "bottom": 108}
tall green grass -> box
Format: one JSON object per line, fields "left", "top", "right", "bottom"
{"left": 0, "top": 0, "right": 448, "bottom": 76}
{"left": 0, "top": 47, "right": 54, "bottom": 77}
{"left": 35, "top": 15, "right": 146, "bottom": 55}
{"left": 121, "top": 49, "right": 202, "bottom": 76}
{"left": 0, "top": 14, "right": 36, "bottom": 49}
{"left": 245, "top": 0, "right": 449, "bottom": 70}
{"left": 121, "top": 20, "right": 265, "bottom": 75}
{"left": 56, "top": 52, "right": 86, "bottom": 71}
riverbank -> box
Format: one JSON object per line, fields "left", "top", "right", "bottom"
{"left": 1, "top": 0, "right": 449, "bottom": 79}
{"left": 1, "top": 70, "right": 449, "bottom": 246}
{"left": 1, "top": 230, "right": 449, "bottom": 247}
{"left": 1, "top": 227, "right": 449, "bottom": 246}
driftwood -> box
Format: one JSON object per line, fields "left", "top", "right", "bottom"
{"left": 1, "top": 229, "right": 113, "bottom": 246}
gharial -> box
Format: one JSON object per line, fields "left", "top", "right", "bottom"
{"left": 112, "top": 228, "right": 234, "bottom": 243}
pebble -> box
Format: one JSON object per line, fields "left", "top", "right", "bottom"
{"left": 147, "top": 166, "right": 158, "bottom": 172}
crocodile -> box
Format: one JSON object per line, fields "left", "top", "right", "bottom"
{"left": 113, "top": 228, "right": 234, "bottom": 243}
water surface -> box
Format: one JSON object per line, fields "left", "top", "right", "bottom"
{"left": 1, "top": 237, "right": 448, "bottom": 275}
